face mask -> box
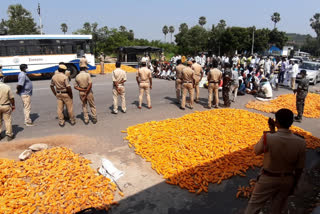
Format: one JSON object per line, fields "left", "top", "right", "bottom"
{"left": 25, "top": 69, "right": 29, "bottom": 72}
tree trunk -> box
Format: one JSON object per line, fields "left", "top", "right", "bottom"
{"left": 171, "top": 33, "right": 172, "bottom": 43}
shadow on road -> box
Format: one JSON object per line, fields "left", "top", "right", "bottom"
{"left": 13, "top": 125, "right": 24, "bottom": 137}
{"left": 30, "top": 113, "right": 40, "bottom": 123}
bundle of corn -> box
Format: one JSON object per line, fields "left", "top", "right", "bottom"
{"left": 90, "top": 64, "right": 137, "bottom": 74}
{"left": 246, "top": 94, "right": 320, "bottom": 118}
{"left": 124, "top": 109, "right": 320, "bottom": 194}
{"left": 236, "top": 179, "right": 256, "bottom": 199}
{"left": 0, "top": 147, "right": 119, "bottom": 213}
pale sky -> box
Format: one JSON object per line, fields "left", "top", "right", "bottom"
{"left": 1, "top": 0, "right": 319, "bottom": 41}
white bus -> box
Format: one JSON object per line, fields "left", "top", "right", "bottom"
{"left": 0, "top": 35, "right": 95, "bottom": 78}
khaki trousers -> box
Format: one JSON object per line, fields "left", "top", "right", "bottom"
{"left": 194, "top": 77, "right": 201, "bottom": 101}
{"left": 291, "top": 77, "right": 296, "bottom": 90}
{"left": 208, "top": 83, "right": 219, "bottom": 107}
{"left": 21, "top": 95, "right": 32, "bottom": 124}
{"left": 113, "top": 86, "right": 126, "bottom": 112}
{"left": 0, "top": 105, "right": 13, "bottom": 137}
{"left": 181, "top": 83, "right": 194, "bottom": 108}
{"left": 56, "top": 93, "right": 75, "bottom": 124}
{"left": 245, "top": 174, "right": 294, "bottom": 214}
{"left": 80, "top": 91, "right": 97, "bottom": 122}
{"left": 139, "top": 83, "right": 151, "bottom": 108}
{"left": 100, "top": 62, "right": 104, "bottom": 74}
{"left": 175, "top": 79, "right": 182, "bottom": 103}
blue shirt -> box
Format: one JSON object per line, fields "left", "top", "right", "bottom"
{"left": 18, "top": 72, "right": 33, "bottom": 96}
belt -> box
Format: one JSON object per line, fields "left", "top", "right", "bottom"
{"left": 183, "top": 81, "right": 193, "bottom": 83}
{"left": 262, "top": 169, "right": 293, "bottom": 177}
{"left": 56, "top": 91, "right": 68, "bottom": 94}
{"left": 0, "top": 103, "right": 10, "bottom": 106}
{"left": 209, "top": 81, "right": 220, "bottom": 83}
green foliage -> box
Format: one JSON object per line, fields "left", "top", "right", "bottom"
{"left": 61, "top": 23, "right": 68, "bottom": 34}
{"left": 198, "top": 16, "right": 207, "bottom": 27}
{"left": 310, "top": 13, "right": 320, "bottom": 38}
{"left": 162, "top": 25, "right": 169, "bottom": 42}
{"left": 271, "top": 12, "right": 281, "bottom": 29}
{"left": 2, "top": 4, "right": 39, "bottom": 35}
{"left": 301, "top": 35, "right": 320, "bottom": 56}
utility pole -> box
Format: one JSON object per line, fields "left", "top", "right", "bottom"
{"left": 251, "top": 26, "right": 255, "bottom": 55}
{"left": 37, "top": 2, "right": 43, "bottom": 35}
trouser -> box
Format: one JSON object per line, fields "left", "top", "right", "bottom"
{"left": 278, "top": 71, "right": 285, "bottom": 84}
{"left": 113, "top": 86, "right": 126, "bottom": 112}
{"left": 56, "top": 93, "right": 75, "bottom": 124}
{"left": 80, "top": 91, "right": 97, "bottom": 122}
{"left": 256, "top": 91, "right": 268, "bottom": 99}
{"left": 20, "top": 95, "right": 32, "bottom": 124}
{"left": 181, "top": 83, "right": 194, "bottom": 108}
{"left": 0, "top": 105, "right": 13, "bottom": 137}
{"left": 245, "top": 174, "right": 294, "bottom": 214}
{"left": 194, "top": 77, "right": 201, "bottom": 101}
{"left": 291, "top": 77, "right": 296, "bottom": 90}
{"left": 222, "top": 87, "right": 231, "bottom": 106}
{"left": 296, "top": 95, "right": 306, "bottom": 119}
{"left": 100, "top": 62, "right": 104, "bottom": 74}
{"left": 230, "top": 84, "right": 239, "bottom": 101}
{"left": 208, "top": 83, "right": 219, "bottom": 107}
{"left": 175, "top": 79, "right": 182, "bottom": 103}
{"left": 139, "top": 83, "right": 151, "bottom": 108}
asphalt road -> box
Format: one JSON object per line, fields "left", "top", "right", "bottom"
{"left": 3, "top": 73, "right": 320, "bottom": 214}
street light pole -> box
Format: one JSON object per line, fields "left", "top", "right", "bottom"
{"left": 37, "top": 2, "right": 43, "bottom": 35}
{"left": 251, "top": 26, "right": 255, "bottom": 55}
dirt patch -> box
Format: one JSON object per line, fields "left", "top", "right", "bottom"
{"left": 0, "top": 135, "right": 98, "bottom": 160}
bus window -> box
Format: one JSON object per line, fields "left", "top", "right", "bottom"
{"left": 27, "top": 46, "right": 41, "bottom": 55}
{"left": 85, "top": 44, "right": 91, "bottom": 53}
{"left": 0, "top": 47, "right": 6, "bottom": 56}
{"left": 7, "top": 46, "right": 18, "bottom": 56}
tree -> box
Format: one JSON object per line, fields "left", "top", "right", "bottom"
{"left": 271, "top": 12, "right": 281, "bottom": 29}
{"left": 3, "top": 4, "right": 39, "bottom": 35}
{"left": 269, "top": 29, "right": 288, "bottom": 48}
{"left": 162, "top": 25, "right": 169, "bottom": 42}
{"left": 169, "top": 26, "right": 175, "bottom": 43}
{"left": 310, "top": 13, "right": 320, "bottom": 39}
{"left": 60, "top": 23, "right": 68, "bottom": 34}
{"left": 119, "top": 25, "right": 127, "bottom": 32}
{"left": 198, "top": 16, "right": 207, "bottom": 28}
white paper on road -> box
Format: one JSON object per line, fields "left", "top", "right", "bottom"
{"left": 98, "top": 158, "right": 124, "bottom": 181}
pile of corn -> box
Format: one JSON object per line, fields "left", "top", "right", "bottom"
{"left": 90, "top": 64, "right": 137, "bottom": 74}
{"left": 124, "top": 109, "right": 320, "bottom": 194}
{"left": 236, "top": 179, "right": 256, "bottom": 199}
{"left": 246, "top": 93, "right": 320, "bottom": 118}
{"left": 0, "top": 147, "right": 119, "bottom": 213}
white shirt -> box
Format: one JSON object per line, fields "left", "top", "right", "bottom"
{"left": 264, "top": 60, "right": 271, "bottom": 74}
{"left": 292, "top": 64, "right": 299, "bottom": 78}
{"left": 261, "top": 82, "right": 273, "bottom": 98}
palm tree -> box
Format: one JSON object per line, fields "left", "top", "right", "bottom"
{"left": 199, "top": 16, "right": 207, "bottom": 28}
{"left": 60, "top": 23, "right": 68, "bottom": 34}
{"left": 310, "top": 13, "right": 320, "bottom": 38}
{"left": 119, "top": 25, "right": 127, "bottom": 32}
{"left": 162, "top": 25, "right": 169, "bottom": 42}
{"left": 169, "top": 26, "right": 175, "bottom": 43}
{"left": 179, "top": 23, "right": 188, "bottom": 32}
{"left": 271, "top": 12, "right": 281, "bottom": 29}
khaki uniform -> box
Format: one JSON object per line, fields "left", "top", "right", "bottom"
{"left": 245, "top": 129, "right": 306, "bottom": 214}
{"left": 175, "top": 64, "right": 185, "bottom": 103}
{"left": 136, "top": 67, "right": 152, "bottom": 108}
{"left": 75, "top": 71, "right": 97, "bottom": 123}
{"left": 207, "top": 68, "right": 222, "bottom": 108}
{"left": 112, "top": 68, "right": 127, "bottom": 113}
{"left": 54, "top": 70, "right": 71, "bottom": 79}
{"left": 99, "top": 55, "right": 105, "bottom": 74}
{"left": 80, "top": 57, "right": 88, "bottom": 68}
{"left": 181, "top": 67, "right": 195, "bottom": 109}
{"left": 0, "top": 82, "right": 14, "bottom": 137}
{"left": 51, "top": 72, "right": 75, "bottom": 125}
{"left": 192, "top": 63, "right": 203, "bottom": 102}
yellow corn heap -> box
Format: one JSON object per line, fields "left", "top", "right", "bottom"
{"left": 0, "top": 147, "right": 119, "bottom": 214}
{"left": 90, "top": 64, "right": 137, "bottom": 74}
{"left": 246, "top": 93, "right": 320, "bottom": 118}
{"left": 125, "top": 109, "right": 320, "bottom": 194}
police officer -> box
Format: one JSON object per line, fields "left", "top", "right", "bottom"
{"left": 191, "top": 60, "right": 203, "bottom": 103}
{"left": 136, "top": 58, "right": 152, "bottom": 109}
{"left": 54, "top": 62, "right": 71, "bottom": 81}
{"left": 222, "top": 63, "right": 232, "bottom": 107}
{"left": 80, "top": 55, "right": 88, "bottom": 69}
{"left": 180, "top": 61, "right": 195, "bottom": 110}
{"left": 207, "top": 60, "right": 222, "bottom": 108}
{"left": 74, "top": 67, "right": 97, "bottom": 124}
{"left": 245, "top": 108, "right": 305, "bottom": 214}
{"left": 294, "top": 70, "right": 309, "bottom": 122}
{"left": 0, "top": 73, "right": 15, "bottom": 141}
{"left": 112, "top": 61, "right": 127, "bottom": 114}
{"left": 175, "top": 59, "right": 185, "bottom": 104}
{"left": 99, "top": 53, "right": 105, "bottom": 75}
{"left": 50, "top": 64, "right": 76, "bottom": 127}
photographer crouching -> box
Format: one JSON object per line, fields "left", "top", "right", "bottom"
{"left": 245, "top": 108, "right": 306, "bottom": 214}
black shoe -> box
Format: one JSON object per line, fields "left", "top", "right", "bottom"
{"left": 112, "top": 111, "right": 118, "bottom": 114}
{"left": 84, "top": 120, "right": 89, "bottom": 125}
{"left": 122, "top": 110, "right": 126, "bottom": 113}
{"left": 92, "top": 118, "right": 97, "bottom": 124}
{"left": 6, "top": 135, "right": 14, "bottom": 141}
{"left": 294, "top": 116, "right": 302, "bottom": 122}
{"left": 59, "top": 123, "right": 65, "bottom": 127}
{"left": 70, "top": 121, "right": 76, "bottom": 126}
{"left": 180, "top": 107, "right": 185, "bottom": 110}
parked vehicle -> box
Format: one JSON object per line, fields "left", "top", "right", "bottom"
{"left": 296, "top": 61, "right": 320, "bottom": 85}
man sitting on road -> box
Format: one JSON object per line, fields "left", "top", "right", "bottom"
{"left": 256, "top": 77, "right": 273, "bottom": 99}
